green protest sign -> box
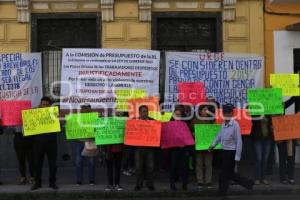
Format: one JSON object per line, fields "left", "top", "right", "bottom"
{"left": 195, "top": 124, "right": 222, "bottom": 151}
{"left": 65, "top": 112, "right": 98, "bottom": 140}
{"left": 247, "top": 88, "right": 284, "bottom": 115}
{"left": 95, "top": 117, "right": 126, "bottom": 145}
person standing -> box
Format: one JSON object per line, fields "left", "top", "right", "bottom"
{"left": 31, "top": 97, "right": 59, "bottom": 190}
{"left": 191, "top": 105, "right": 214, "bottom": 190}
{"left": 75, "top": 104, "right": 97, "bottom": 185}
{"left": 134, "top": 105, "right": 155, "bottom": 191}
{"left": 209, "top": 104, "right": 254, "bottom": 195}
{"left": 251, "top": 115, "right": 273, "bottom": 185}
{"left": 14, "top": 126, "right": 34, "bottom": 184}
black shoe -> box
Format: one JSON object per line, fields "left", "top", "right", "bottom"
{"left": 281, "top": 180, "right": 288, "bottom": 184}
{"left": 49, "top": 183, "right": 59, "bottom": 190}
{"left": 170, "top": 184, "right": 177, "bottom": 191}
{"left": 31, "top": 184, "right": 41, "bottom": 191}
{"left": 246, "top": 180, "right": 254, "bottom": 191}
{"left": 76, "top": 181, "right": 82, "bottom": 185}
{"left": 148, "top": 186, "right": 155, "bottom": 191}
{"left": 182, "top": 184, "right": 188, "bottom": 191}
{"left": 134, "top": 185, "right": 142, "bottom": 191}
{"left": 217, "top": 191, "right": 227, "bottom": 196}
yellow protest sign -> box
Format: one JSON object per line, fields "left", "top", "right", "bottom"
{"left": 116, "top": 89, "right": 147, "bottom": 111}
{"left": 270, "top": 74, "right": 300, "bottom": 96}
{"left": 149, "top": 111, "right": 172, "bottom": 122}
{"left": 22, "top": 106, "right": 61, "bottom": 136}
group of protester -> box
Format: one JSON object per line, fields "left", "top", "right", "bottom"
{"left": 0, "top": 96, "right": 298, "bottom": 196}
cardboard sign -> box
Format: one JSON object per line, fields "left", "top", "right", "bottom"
{"left": 149, "top": 111, "right": 172, "bottom": 122}
{"left": 272, "top": 114, "right": 300, "bottom": 141}
{"left": 95, "top": 117, "right": 126, "bottom": 145}
{"left": 195, "top": 124, "right": 222, "bottom": 150}
{"left": 161, "top": 121, "right": 195, "bottom": 149}
{"left": 0, "top": 100, "right": 31, "bottom": 126}
{"left": 247, "top": 88, "right": 284, "bottom": 115}
{"left": 178, "top": 82, "right": 206, "bottom": 105}
{"left": 128, "top": 96, "right": 160, "bottom": 118}
{"left": 215, "top": 108, "right": 252, "bottom": 135}
{"left": 22, "top": 106, "right": 61, "bottom": 136}
{"left": 124, "top": 119, "right": 161, "bottom": 147}
{"left": 116, "top": 89, "right": 147, "bottom": 111}
{"left": 270, "top": 74, "right": 300, "bottom": 96}
{"left": 65, "top": 112, "right": 98, "bottom": 140}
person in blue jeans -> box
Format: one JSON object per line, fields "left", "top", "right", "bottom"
{"left": 251, "top": 115, "right": 273, "bottom": 185}
{"left": 75, "top": 104, "right": 96, "bottom": 185}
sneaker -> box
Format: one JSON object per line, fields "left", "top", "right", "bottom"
{"left": 254, "top": 180, "right": 261, "bottom": 185}
{"left": 206, "top": 183, "right": 213, "bottom": 189}
{"left": 105, "top": 185, "right": 114, "bottom": 191}
{"left": 76, "top": 181, "right": 82, "bottom": 185}
{"left": 28, "top": 177, "right": 34, "bottom": 184}
{"left": 19, "top": 177, "right": 26, "bottom": 185}
{"left": 115, "top": 184, "right": 123, "bottom": 191}
{"left": 289, "top": 179, "right": 295, "bottom": 185}
{"left": 197, "top": 183, "right": 204, "bottom": 190}
{"left": 134, "top": 185, "right": 142, "bottom": 191}
{"left": 262, "top": 180, "right": 269, "bottom": 185}
{"left": 49, "top": 183, "right": 59, "bottom": 190}
{"left": 30, "top": 184, "right": 41, "bottom": 191}
{"left": 129, "top": 168, "right": 135, "bottom": 175}
{"left": 122, "top": 170, "right": 132, "bottom": 176}
{"left": 89, "top": 181, "right": 95, "bottom": 185}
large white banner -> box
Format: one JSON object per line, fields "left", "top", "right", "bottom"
{"left": 61, "top": 48, "right": 160, "bottom": 109}
{"left": 164, "top": 52, "right": 264, "bottom": 110}
{"left": 0, "top": 53, "right": 43, "bottom": 107}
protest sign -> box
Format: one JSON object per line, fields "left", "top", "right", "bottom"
{"left": 161, "top": 121, "right": 195, "bottom": 149}
{"left": 164, "top": 52, "right": 263, "bottom": 110}
{"left": 247, "top": 88, "right": 284, "bottom": 115}
{"left": 270, "top": 74, "right": 299, "bottom": 96}
{"left": 272, "top": 114, "right": 300, "bottom": 141}
{"left": 65, "top": 112, "right": 98, "bottom": 140}
{"left": 195, "top": 124, "right": 222, "bottom": 150}
{"left": 0, "top": 100, "right": 31, "bottom": 126}
{"left": 177, "top": 82, "right": 206, "bottom": 105}
{"left": 0, "top": 53, "right": 43, "bottom": 107}
{"left": 116, "top": 89, "right": 146, "bottom": 111}
{"left": 60, "top": 48, "right": 160, "bottom": 109}
{"left": 125, "top": 119, "right": 161, "bottom": 147}
{"left": 215, "top": 108, "right": 252, "bottom": 135}
{"left": 128, "top": 96, "right": 160, "bottom": 118}
{"left": 149, "top": 111, "right": 172, "bottom": 122}
{"left": 95, "top": 117, "right": 126, "bottom": 145}
{"left": 22, "top": 106, "right": 61, "bottom": 136}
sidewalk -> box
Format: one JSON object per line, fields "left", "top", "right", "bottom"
{"left": 0, "top": 166, "right": 299, "bottom": 199}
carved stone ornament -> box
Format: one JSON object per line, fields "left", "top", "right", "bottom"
{"left": 100, "top": 0, "right": 114, "bottom": 22}
{"left": 223, "top": 0, "right": 237, "bottom": 21}
{"left": 16, "top": 0, "right": 30, "bottom": 23}
{"left": 138, "top": 0, "right": 152, "bottom": 22}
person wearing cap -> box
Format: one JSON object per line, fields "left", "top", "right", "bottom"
{"left": 209, "top": 104, "right": 254, "bottom": 195}
{"left": 75, "top": 104, "right": 97, "bottom": 185}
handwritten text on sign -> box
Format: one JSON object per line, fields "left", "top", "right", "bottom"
{"left": 272, "top": 114, "right": 300, "bottom": 141}
{"left": 270, "top": 74, "right": 300, "bottom": 97}
{"left": 125, "top": 119, "right": 161, "bottom": 147}
{"left": 161, "top": 121, "right": 195, "bottom": 149}
{"left": 22, "top": 106, "right": 61, "bottom": 136}
{"left": 195, "top": 124, "right": 222, "bottom": 150}
{"left": 0, "top": 100, "right": 31, "bottom": 126}
{"left": 95, "top": 117, "right": 126, "bottom": 145}
{"left": 164, "top": 52, "right": 263, "bottom": 110}
{"left": 177, "top": 82, "right": 206, "bottom": 105}
{"left": 0, "top": 53, "right": 43, "bottom": 107}
{"left": 65, "top": 112, "right": 98, "bottom": 140}
{"left": 148, "top": 111, "right": 172, "bottom": 122}
{"left": 247, "top": 88, "right": 284, "bottom": 115}
{"left": 115, "top": 89, "right": 146, "bottom": 111}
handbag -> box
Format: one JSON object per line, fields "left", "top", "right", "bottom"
{"left": 81, "top": 141, "right": 98, "bottom": 157}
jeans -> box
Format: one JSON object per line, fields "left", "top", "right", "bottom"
{"left": 75, "top": 142, "right": 96, "bottom": 182}
{"left": 277, "top": 141, "right": 296, "bottom": 181}
{"left": 254, "top": 139, "right": 272, "bottom": 181}
{"left": 135, "top": 147, "right": 154, "bottom": 188}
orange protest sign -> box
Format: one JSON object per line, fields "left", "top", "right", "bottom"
{"left": 128, "top": 96, "right": 160, "bottom": 118}
{"left": 272, "top": 114, "right": 300, "bottom": 141}
{"left": 216, "top": 108, "right": 252, "bottom": 135}
{"left": 124, "top": 119, "right": 161, "bottom": 147}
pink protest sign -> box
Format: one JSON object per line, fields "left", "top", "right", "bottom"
{"left": 177, "top": 82, "right": 206, "bottom": 105}
{"left": 161, "top": 121, "right": 195, "bottom": 149}
{"left": 0, "top": 100, "right": 32, "bottom": 126}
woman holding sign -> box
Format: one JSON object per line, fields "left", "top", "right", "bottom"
{"left": 209, "top": 104, "right": 254, "bottom": 196}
